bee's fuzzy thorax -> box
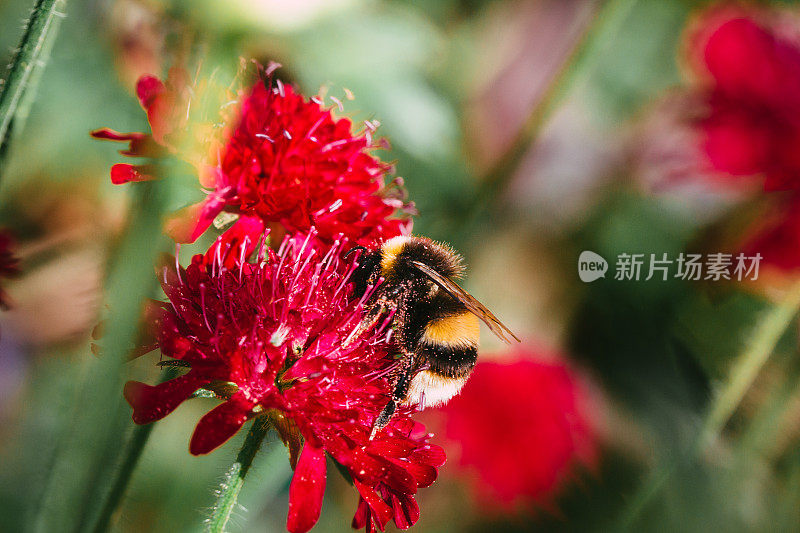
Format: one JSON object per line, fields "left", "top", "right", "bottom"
{"left": 379, "top": 235, "right": 464, "bottom": 280}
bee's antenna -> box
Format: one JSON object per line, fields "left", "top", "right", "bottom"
{"left": 343, "top": 245, "right": 367, "bottom": 260}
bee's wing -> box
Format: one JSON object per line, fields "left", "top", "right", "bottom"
{"left": 411, "top": 260, "right": 521, "bottom": 344}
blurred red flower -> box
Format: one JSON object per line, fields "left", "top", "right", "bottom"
{"left": 91, "top": 68, "right": 190, "bottom": 184}
{"left": 688, "top": 8, "right": 800, "bottom": 190}
{"left": 124, "top": 232, "right": 442, "bottom": 533}
{"left": 441, "top": 350, "right": 598, "bottom": 511}
{"left": 92, "top": 69, "right": 413, "bottom": 251}
{"left": 738, "top": 196, "right": 800, "bottom": 271}
{"left": 0, "top": 229, "right": 19, "bottom": 309}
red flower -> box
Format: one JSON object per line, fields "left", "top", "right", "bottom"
{"left": 441, "top": 350, "right": 598, "bottom": 511}
{"left": 92, "top": 69, "right": 413, "bottom": 249}
{"left": 91, "top": 68, "right": 191, "bottom": 184}
{"left": 124, "top": 232, "right": 443, "bottom": 532}
{"left": 0, "top": 229, "right": 19, "bottom": 309}
{"left": 190, "top": 81, "right": 413, "bottom": 246}
{"left": 688, "top": 8, "right": 800, "bottom": 190}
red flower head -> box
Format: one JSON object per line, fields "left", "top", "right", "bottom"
{"left": 0, "top": 229, "right": 19, "bottom": 309}
{"left": 687, "top": 7, "right": 800, "bottom": 190}
{"left": 441, "top": 349, "right": 599, "bottom": 511}
{"left": 92, "top": 68, "right": 413, "bottom": 253}
{"left": 124, "top": 232, "right": 443, "bottom": 532}
{"left": 91, "top": 67, "right": 191, "bottom": 184}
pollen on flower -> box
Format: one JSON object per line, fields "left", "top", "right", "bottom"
{"left": 270, "top": 324, "right": 289, "bottom": 347}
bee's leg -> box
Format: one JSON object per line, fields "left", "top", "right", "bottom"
{"left": 370, "top": 402, "right": 396, "bottom": 441}
{"left": 370, "top": 357, "right": 415, "bottom": 440}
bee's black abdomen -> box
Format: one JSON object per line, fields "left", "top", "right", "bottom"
{"left": 419, "top": 342, "right": 477, "bottom": 378}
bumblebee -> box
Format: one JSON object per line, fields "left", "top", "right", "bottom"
{"left": 346, "top": 235, "right": 520, "bottom": 438}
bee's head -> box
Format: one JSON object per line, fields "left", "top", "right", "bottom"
{"left": 348, "top": 246, "right": 382, "bottom": 298}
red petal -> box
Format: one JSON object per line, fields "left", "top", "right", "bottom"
{"left": 366, "top": 436, "right": 416, "bottom": 458}
{"left": 702, "top": 110, "right": 771, "bottom": 176}
{"left": 111, "top": 163, "right": 156, "bottom": 184}
{"left": 392, "top": 460, "right": 437, "bottom": 489}
{"left": 155, "top": 312, "right": 196, "bottom": 360}
{"left": 409, "top": 444, "right": 446, "bottom": 467}
{"left": 137, "top": 74, "right": 178, "bottom": 145}
{"left": 335, "top": 446, "right": 386, "bottom": 484}
{"left": 164, "top": 197, "right": 226, "bottom": 243}
{"left": 123, "top": 371, "right": 207, "bottom": 424}
{"left": 204, "top": 215, "right": 266, "bottom": 269}
{"left": 354, "top": 481, "right": 393, "bottom": 531}
{"left": 189, "top": 394, "right": 252, "bottom": 455}
{"left": 90, "top": 128, "right": 143, "bottom": 142}
{"left": 704, "top": 18, "right": 784, "bottom": 100}
{"left": 390, "top": 494, "right": 419, "bottom": 530}
{"left": 136, "top": 75, "right": 166, "bottom": 111}
{"left": 379, "top": 459, "right": 417, "bottom": 495}
{"left": 90, "top": 128, "right": 160, "bottom": 157}
{"left": 351, "top": 498, "right": 370, "bottom": 529}
{"left": 287, "top": 443, "right": 327, "bottom": 533}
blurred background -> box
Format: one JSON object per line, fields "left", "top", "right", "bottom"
{"left": 2, "top": 0, "right": 800, "bottom": 531}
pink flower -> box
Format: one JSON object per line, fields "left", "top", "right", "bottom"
{"left": 687, "top": 7, "right": 800, "bottom": 190}
{"left": 124, "top": 232, "right": 442, "bottom": 532}
{"left": 441, "top": 349, "right": 598, "bottom": 511}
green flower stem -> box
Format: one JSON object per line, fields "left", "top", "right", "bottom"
{"left": 90, "top": 368, "right": 180, "bottom": 533}
{"left": 696, "top": 281, "right": 800, "bottom": 450}
{"left": 0, "top": 0, "right": 65, "bottom": 162}
{"left": 205, "top": 416, "right": 271, "bottom": 533}
{"left": 617, "top": 280, "right": 800, "bottom": 530}
{"left": 29, "top": 180, "right": 169, "bottom": 533}
{"left": 734, "top": 365, "right": 800, "bottom": 467}
{"left": 470, "top": 0, "right": 639, "bottom": 209}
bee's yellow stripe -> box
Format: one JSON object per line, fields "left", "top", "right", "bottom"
{"left": 380, "top": 236, "right": 409, "bottom": 276}
{"left": 422, "top": 311, "right": 479, "bottom": 347}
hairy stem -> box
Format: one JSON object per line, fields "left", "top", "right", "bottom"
{"left": 205, "top": 416, "right": 271, "bottom": 533}
{"left": 0, "top": 0, "right": 65, "bottom": 163}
